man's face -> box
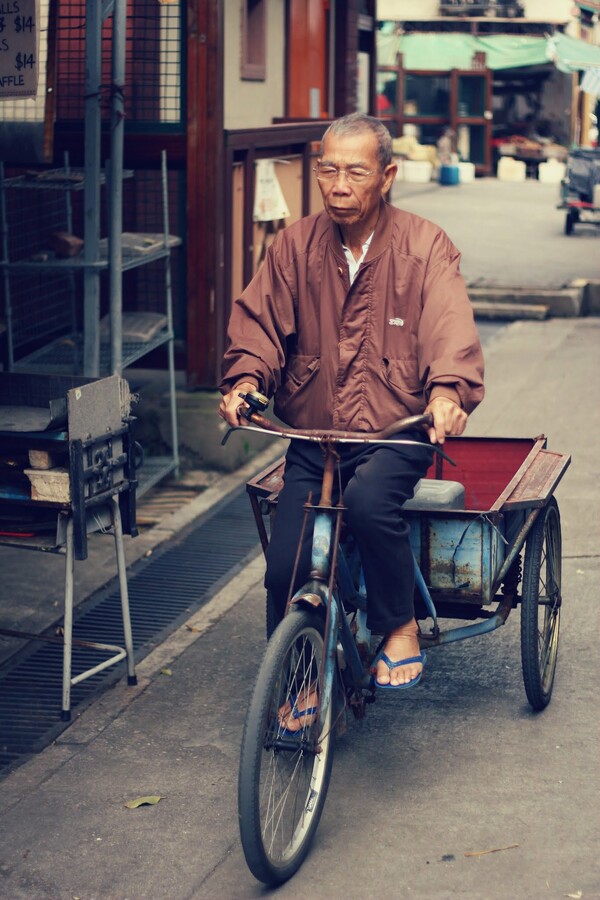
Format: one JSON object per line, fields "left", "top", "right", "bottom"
{"left": 317, "top": 130, "right": 396, "bottom": 229}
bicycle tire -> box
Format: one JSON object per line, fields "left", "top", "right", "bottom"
{"left": 265, "top": 589, "right": 279, "bottom": 640}
{"left": 520, "top": 498, "right": 562, "bottom": 710}
{"left": 238, "top": 607, "right": 335, "bottom": 885}
{"left": 565, "top": 211, "right": 575, "bottom": 235}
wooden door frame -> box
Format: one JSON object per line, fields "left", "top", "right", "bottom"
{"left": 186, "top": 0, "right": 224, "bottom": 389}
{"left": 333, "top": 0, "right": 376, "bottom": 116}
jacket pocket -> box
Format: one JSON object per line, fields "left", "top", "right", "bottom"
{"left": 275, "top": 355, "right": 321, "bottom": 409}
{"left": 382, "top": 357, "right": 424, "bottom": 413}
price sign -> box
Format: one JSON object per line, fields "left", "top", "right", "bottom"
{"left": 0, "top": 0, "right": 39, "bottom": 98}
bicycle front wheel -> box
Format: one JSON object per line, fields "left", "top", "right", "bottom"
{"left": 238, "top": 607, "right": 335, "bottom": 885}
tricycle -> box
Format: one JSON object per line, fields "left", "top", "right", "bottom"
{"left": 225, "top": 393, "right": 571, "bottom": 886}
{"left": 558, "top": 146, "right": 600, "bottom": 235}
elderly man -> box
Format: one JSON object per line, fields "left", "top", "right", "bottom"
{"left": 220, "top": 113, "right": 484, "bottom": 697}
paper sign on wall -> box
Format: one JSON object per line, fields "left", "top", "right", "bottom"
{"left": 253, "top": 160, "right": 291, "bottom": 223}
{"left": 0, "top": 0, "right": 39, "bottom": 98}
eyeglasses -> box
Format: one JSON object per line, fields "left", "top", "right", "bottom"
{"left": 313, "top": 163, "right": 377, "bottom": 184}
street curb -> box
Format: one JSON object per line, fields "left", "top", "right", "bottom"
{"left": 584, "top": 279, "right": 600, "bottom": 314}
{"left": 467, "top": 282, "right": 585, "bottom": 318}
{"left": 471, "top": 301, "right": 549, "bottom": 321}
{"left": 143, "top": 437, "right": 286, "bottom": 548}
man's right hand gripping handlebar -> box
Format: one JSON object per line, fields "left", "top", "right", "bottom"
{"left": 219, "top": 382, "right": 267, "bottom": 427}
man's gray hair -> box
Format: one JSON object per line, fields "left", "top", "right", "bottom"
{"left": 321, "top": 113, "right": 393, "bottom": 171}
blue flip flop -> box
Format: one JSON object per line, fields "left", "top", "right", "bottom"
{"left": 373, "top": 650, "right": 426, "bottom": 691}
{"left": 277, "top": 690, "right": 319, "bottom": 737}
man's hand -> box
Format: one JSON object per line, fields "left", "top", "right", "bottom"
{"left": 425, "top": 396, "right": 467, "bottom": 445}
{"left": 218, "top": 382, "right": 259, "bottom": 427}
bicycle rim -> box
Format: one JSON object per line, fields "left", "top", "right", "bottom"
{"left": 238, "top": 608, "right": 334, "bottom": 885}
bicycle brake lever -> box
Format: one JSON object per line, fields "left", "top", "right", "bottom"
{"left": 221, "top": 427, "right": 234, "bottom": 446}
{"left": 431, "top": 444, "right": 457, "bottom": 467}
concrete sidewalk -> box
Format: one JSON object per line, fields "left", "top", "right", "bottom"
{"left": 0, "top": 317, "right": 598, "bottom": 899}
{"left": 391, "top": 177, "right": 600, "bottom": 290}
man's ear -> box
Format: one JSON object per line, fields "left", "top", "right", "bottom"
{"left": 382, "top": 163, "right": 397, "bottom": 194}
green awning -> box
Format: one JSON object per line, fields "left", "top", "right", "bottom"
{"left": 377, "top": 31, "right": 600, "bottom": 75}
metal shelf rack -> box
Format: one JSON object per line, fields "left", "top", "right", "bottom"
{"left": 0, "top": 0, "right": 180, "bottom": 494}
{"left": 0, "top": 153, "right": 181, "bottom": 495}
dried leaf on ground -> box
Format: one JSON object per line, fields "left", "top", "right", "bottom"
{"left": 464, "top": 843, "right": 519, "bottom": 857}
{"left": 160, "top": 667, "right": 173, "bottom": 676}
{"left": 124, "top": 795, "right": 164, "bottom": 809}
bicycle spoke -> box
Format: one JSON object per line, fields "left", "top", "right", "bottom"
{"left": 263, "top": 751, "right": 307, "bottom": 856}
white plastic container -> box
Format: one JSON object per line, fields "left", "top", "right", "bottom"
{"left": 404, "top": 479, "right": 465, "bottom": 511}
{"left": 458, "top": 161, "right": 475, "bottom": 183}
{"left": 538, "top": 158, "right": 566, "bottom": 184}
{"left": 497, "top": 157, "right": 526, "bottom": 183}
{"left": 402, "top": 160, "right": 433, "bottom": 183}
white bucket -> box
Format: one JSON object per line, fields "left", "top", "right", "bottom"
{"left": 458, "top": 162, "right": 475, "bottom": 183}
{"left": 402, "top": 160, "right": 433, "bottom": 183}
{"left": 538, "top": 159, "right": 566, "bottom": 184}
{"left": 497, "top": 157, "right": 526, "bottom": 182}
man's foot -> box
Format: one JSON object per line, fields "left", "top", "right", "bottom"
{"left": 277, "top": 685, "right": 319, "bottom": 733}
{"left": 375, "top": 619, "right": 424, "bottom": 688}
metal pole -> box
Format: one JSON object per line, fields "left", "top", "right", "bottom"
{"left": 0, "top": 162, "right": 15, "bottom": 370}
{"left": 111, "top": 495, "right": 137, "bottom": 684}
{"left": 161, "top": 150, "right": 180, "bottom": 474}
{"left": 61, "top": 517, "right": 75, "bottom": 720}
{"left": 109, "top": 0, "right": 126, "bottom": 375}
{"left": 83, "top": 0, "right": 102, "bottom": 376}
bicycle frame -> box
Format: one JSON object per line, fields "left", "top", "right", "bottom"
{"left": 285, "top": 446, "right": 376, "bottom": 739}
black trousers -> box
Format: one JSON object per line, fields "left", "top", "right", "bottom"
{"left": 264, "top": 430, "right": 433, "bottom": 635}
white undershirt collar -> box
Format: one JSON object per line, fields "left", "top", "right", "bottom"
{"left": 341, "top": 231, "right": 374, "bottom": 284}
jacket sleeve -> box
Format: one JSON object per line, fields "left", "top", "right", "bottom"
{"left": 219, "top": 238, "right": 297, "bottom": 397}
{"left": 417, "top": 232, "right": 485, "bottom": 414}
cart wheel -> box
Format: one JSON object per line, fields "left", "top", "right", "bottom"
{"left": 520, "top": 498, "right": 562, "bottom": 710}
{"left": 565, "top": 211, "right": 575, "bottom": 235}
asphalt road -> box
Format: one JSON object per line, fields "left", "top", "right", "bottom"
{"left": 391, "top": 177, "right": 600, "bottom": 289}
{"left": 193, "top": 318, "right": 600, "bottom": 899}
{"left": 1, "top": 319, "right": 597, "bottom": 900}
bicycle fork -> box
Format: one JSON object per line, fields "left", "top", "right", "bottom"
{"left": 293, "top": 504, "right": 373, "bottom": 736}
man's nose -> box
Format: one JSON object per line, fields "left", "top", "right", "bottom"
{"left": 331, "top": 172, "right": 352, "bottom": 191}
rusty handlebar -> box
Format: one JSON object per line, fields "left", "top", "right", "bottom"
{"left": 221, "top": 396, "right": 455, "bottom": 465}
{"left": 243, "top": 410, "right": 434, "bottom": 442}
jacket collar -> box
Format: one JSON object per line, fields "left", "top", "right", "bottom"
{"left": 325, "top": 199, "right": 393, "bottom": 264}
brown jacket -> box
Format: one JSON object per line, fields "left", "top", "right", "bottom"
{"left": 221, "top": 200, "right": 484, "bottom": 431}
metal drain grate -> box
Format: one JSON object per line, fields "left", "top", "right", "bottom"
{"left": 0, "top": 487, "right": 261, "bottom": 777}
